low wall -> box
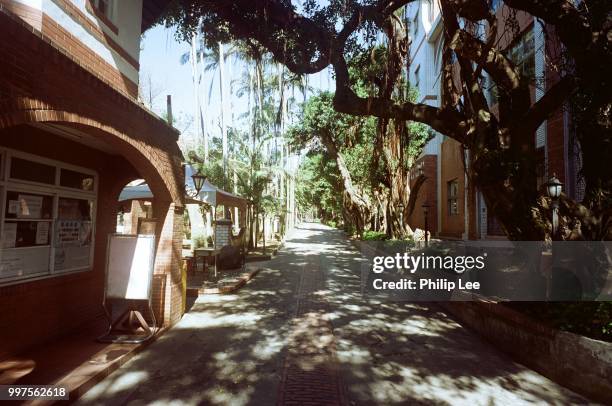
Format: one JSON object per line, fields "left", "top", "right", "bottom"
{"left": 351, "top": 239, "right": 612, "bottom": 403}
{"left": 440, "top": 301, "right": 612, "bottom": 404}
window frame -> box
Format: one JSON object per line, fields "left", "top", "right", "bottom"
{"left": 507, "top": 28, "right": 535, "bottom": 82}
{"left": 93, "top": 0, "right": 115, "bottom": 22}
{"left": 87, "top": 0, "right": 118, "bottom": 35}
{"left": 0, "top": 148, "right": 98, "bottom": 286}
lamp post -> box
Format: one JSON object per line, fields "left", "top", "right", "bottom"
{"left": 398, "top": 202, "right": 404, "bottom": 231}
{"left": 187, "top": 169, "right": 206, "bottom": 197}
{"left": 422, "top": 202, "right": 430, "bottom": 247}
{"left": 544, "top": 174, "right": 563, "bottom": 240}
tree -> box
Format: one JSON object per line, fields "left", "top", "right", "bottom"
{"left": 296, "top": 152, "right": 344, "bottom": 223}
{"left": 138, "top": 70, "right": 164, "bottom": 109}
{"left": 289, "top": 91, "right": 374, "bottom": 235}
{"left": 289, "top": 88, "right": 430, "bottom": 238}
{"left": 163, "top": 0, "right": 611, "bottom": 241}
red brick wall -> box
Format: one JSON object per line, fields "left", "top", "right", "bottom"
{"left": 40, "top": 14, "right": 138, "bottom": 97}
{"left": 0, "top": 0, "right": 138, "bottom": 98}
{"left": 495, "top": 6, "right": 533, "bottom": 50}
{"left": 440, "top": 138, "right": 465, "bottom": 238}
{"left": 407, "top": 155, "right": 437, "bottom": 234}
{"left": 0, "top": 0, "right": 41, "bottom": 29}
{"left": 547, "top": 110, "right": 566, "bottom": 183}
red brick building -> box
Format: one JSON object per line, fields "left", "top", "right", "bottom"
{"left": 407, "top": 155, "right": 437, "bottom": 234}
{"left": 0, "top": 0, "right": 185, "bottom": 359}
{"left": 405, "top": 1, "right": 581, "bottom": 240}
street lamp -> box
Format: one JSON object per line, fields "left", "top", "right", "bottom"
{"left": 422, "top": 202, "right": 430, "bottom": 247}
{"left": 187, "top": 169, "right": 206, "bottom": 197}
{"left": 544, "top": 174, "right": 563, "bottom": 240}
{"left": 398, "top": 202, "right": 405, "bottom": 228}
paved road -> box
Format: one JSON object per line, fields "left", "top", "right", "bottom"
{"left": 78, "top": 223, "right": 588, "bottom": 405}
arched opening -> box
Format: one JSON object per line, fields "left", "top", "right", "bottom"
{"left": 0, "top": 115, "right": 185, "bottom": 358}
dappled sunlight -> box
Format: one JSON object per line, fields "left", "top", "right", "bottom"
{"left": 78, "top": 261, "right": 300, "bottom": 405}
{"left": 77, "top": 223, "right": 587, "bottom": 405}
{"left": 82, "top": 370, "right": 149, "bottom": 399}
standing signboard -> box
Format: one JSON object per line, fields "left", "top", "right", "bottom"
{"left": 98, "top": 234, "right": 157, "bottom": 343}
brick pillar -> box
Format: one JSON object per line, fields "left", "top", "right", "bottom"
{"left": 152, "top": 200, "right": 185, "bottom": 326}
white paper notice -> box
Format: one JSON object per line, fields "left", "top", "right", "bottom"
{"left": 3, "top": 223, "right": 17, "bottom": 248}
{"left": 17, "top": 194, "right": 43, "bottom": 218}
{"left": 36, "top": 222, "right": 50, "bottom": 245}
{"left": 8, "top": 200, "right": 18, "bottom": 214}
{"left": 0, "top": 251, "right": 23, "bottom": 276}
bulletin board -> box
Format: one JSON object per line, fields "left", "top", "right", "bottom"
{"left": 105, "top": 234, "right": 155, "bottom": 300}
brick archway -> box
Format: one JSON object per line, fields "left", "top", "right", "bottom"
{"left": 0, "top": 3, "right": 187, "bottom": 359}
{"left": 0, "top": 101, "right": 183, "bottom": 206}
{"left": 0, "top": 101, "right": 187, "bottom": 325}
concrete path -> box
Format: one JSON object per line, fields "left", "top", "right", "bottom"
{"left": 77, "top": 223, "right": 589, "bottom": 406}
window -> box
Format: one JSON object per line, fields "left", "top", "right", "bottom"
{"left": 60, "top": 169, "right": 95, "bottom": 191}
{"left": 87, "top": 0, "right": 118, "bottom": 34}
{"left": 447, "top": 180, "right": 459, "bottom": 215}
{"left": 413, "top": 10, "right": 419, "bottom": 37}
{"left": 433, "top": 37, "right": 444, "bottom": 73}
{"left": 10, "top": 157, "right": 55, "bottom": 184}
{"left": 414, "top": 65, "right": 421, "bottom": 89}
{"left": 91, "top": 0, "right": 115, "bottom": 22}
{"left": 0, "top": 149, "right": 97, "bottom": 285}
{"left": 54, "top": 197, "right": 94, "bottom": 272}
{"left": 507, "top": 29, "right": 535, "bottom": 81}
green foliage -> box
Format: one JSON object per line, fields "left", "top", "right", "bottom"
{"left": 508, "top": 302, "right": 612, "bottom": 342}
{"left": 362, "top": 231, "right": 388, "bottom": 241}
{"left": 325, "top": 220, "right": 339, "bottom": 229}
{"left": 296, "top": 152, "right": 343, "bottom": 223}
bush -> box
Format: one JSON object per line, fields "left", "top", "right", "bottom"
{"left": 325, "top": 220, "right": 338, "bottom": 228}
{"left": 362, "top": 231, "right": 388, "bottom": 241}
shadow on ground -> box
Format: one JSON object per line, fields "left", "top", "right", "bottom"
{"left": 76, "top": 223, "right": 587, "bottom": 406}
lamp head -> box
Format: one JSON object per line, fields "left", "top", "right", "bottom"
{"left": 191, "top": 170, "right": 206, "bottom": 194}
{"left": 544, "top": 174, "right": 563, "bottom": 200}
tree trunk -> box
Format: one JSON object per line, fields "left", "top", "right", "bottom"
{"left": 318, "top": 133, "right": 371, "bottom": 235}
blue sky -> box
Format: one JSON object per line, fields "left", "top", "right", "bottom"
{"left": 140, "top": 24, "right": 335, "bottom": 144}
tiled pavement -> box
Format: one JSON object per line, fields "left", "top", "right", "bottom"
{"left": 277, "top": 254, "right": 345, "bottom": 405}
{"left": 75, "top": 223, "right": 588, "bottom": 405}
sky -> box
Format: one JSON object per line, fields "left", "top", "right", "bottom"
{"left": 139, "top": 24, "right": 335, "bottom": 147}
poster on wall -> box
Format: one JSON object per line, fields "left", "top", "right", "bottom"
{"left": 79, "top": 221, "right": 92, "bottom": 246}
{"left": 8, "top": 200, "right": 18, "bottom": 214}
{"left": 35, "top": 222, "right": 50, "bottom": 245}
{"left": 2, "top": 223, "right": 17, "bottom": 248}
{"left": 16, "top": 194, "right": 43, "bottom": 218}
{"left": 57, "top": 220, "right": 80, "bottom": 246}
{"left": 0, "top": 250, "right": 24, "bottom": 276}
{"left": 56, "top": 220, "right": 92, "bottom": 247}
